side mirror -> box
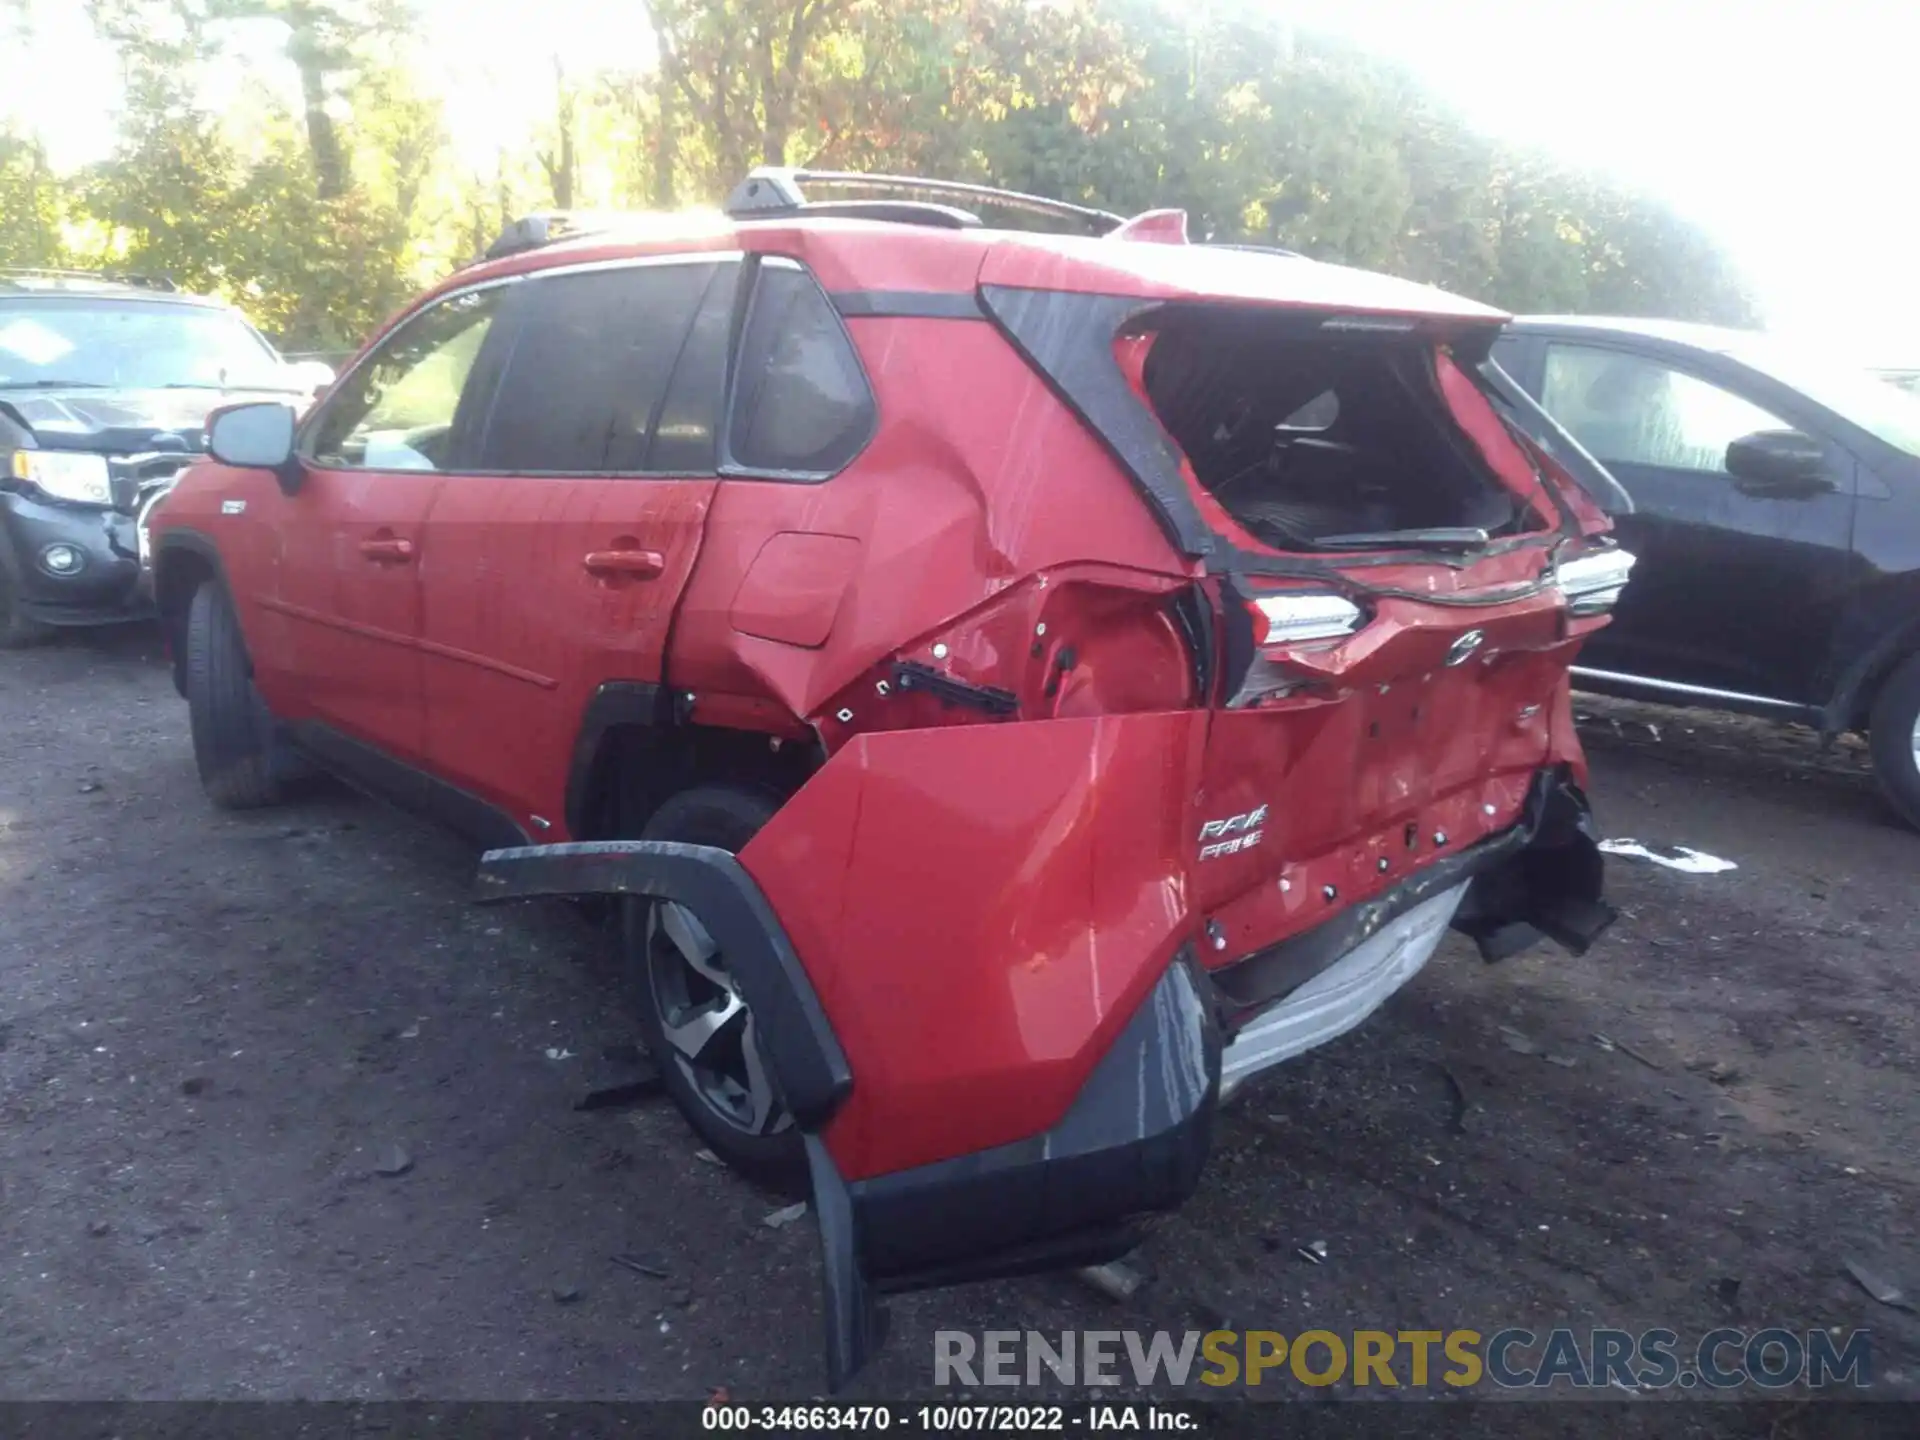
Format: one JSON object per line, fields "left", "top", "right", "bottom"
{"left": 208, "top": 401, "right": 302, "bottom": 495}
{"left": 1724, "top": 428, "right": 1831, "bottom": 496}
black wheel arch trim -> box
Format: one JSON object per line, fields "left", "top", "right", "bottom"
{"left": 472, "top": 839, "right": 852, "bottom": 1128}
{"left": 151, "top": 528, "right": 235, "bottom": 691}
{"left": 563, "top": 681, "right": 670, "bottom": 838}
{"left": 150, "top": 526, "right": 231, "bottom": 591}
{"left": 474, "top": 840, "right": 1221, "bottom": 1393}
{"left": 1826, "top": 612, "right": 1920, "bottom": 735}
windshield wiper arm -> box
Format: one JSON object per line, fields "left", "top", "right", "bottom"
{"left": 1314, "top": 527, "right": 1491, "bottom": 551}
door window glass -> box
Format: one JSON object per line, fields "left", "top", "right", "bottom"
{"left": 305, "top": 287, "right": 502, "bottom": 471}
{"left": 725, "top": 261, "right": 874, "bottom": 478}
{"left": 646, "top": 264, "right": 737, "bottom": 473}
{"left": 1542, "top": 344, "right": 1787, "bottom": 474}
{"left": 475, "top": 260, "right": 725, "bottom": 474}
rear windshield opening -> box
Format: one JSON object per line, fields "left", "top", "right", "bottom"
{"left": 1138, "top": 310, "right": 1526, "bottom": 552}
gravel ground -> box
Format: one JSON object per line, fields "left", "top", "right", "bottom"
{"left": 2, "top": 626, "right": 1917, "bottom": 1411}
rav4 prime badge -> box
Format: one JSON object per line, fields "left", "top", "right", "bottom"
{"left": 1199, "top": 804, "right": 1268, "bottom": 861}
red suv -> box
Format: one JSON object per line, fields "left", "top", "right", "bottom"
{"left": 151, "top": 170, "right": 1627, "bottom": 1385}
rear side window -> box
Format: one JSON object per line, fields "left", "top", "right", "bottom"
{"left": 474, "top": 260, "right": 735, "bottom": 475}
{"left": 725, "top": 260, "right": 874, "bottom": 478}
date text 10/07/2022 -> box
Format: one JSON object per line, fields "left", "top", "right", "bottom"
{"left": 702, "top": 1404, "right": 1200, "bottom": 1432}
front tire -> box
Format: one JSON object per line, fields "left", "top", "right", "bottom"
{"left": 623, "top": 783, "right": 806, "bottom": 1193}
{"left": 1868, "top": 651, "right": 1920, "bottom": 832}
{"left": 184, "top": 581, "right": 285, "bottom": 810}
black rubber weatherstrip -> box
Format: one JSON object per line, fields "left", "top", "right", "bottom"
{"left": 472, "top": 839, "right": 852, "bottom": 1127}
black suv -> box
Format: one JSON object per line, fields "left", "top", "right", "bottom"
{"left": 0, "top": 271, "right": 328, "bottom": 646}
{"left": 1495, "top": 317, "right": 1920, "bottom": 827}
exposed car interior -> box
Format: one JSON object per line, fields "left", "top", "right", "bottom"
{"left": 1140, "top": 308, "right": 1524, "bottom": 549}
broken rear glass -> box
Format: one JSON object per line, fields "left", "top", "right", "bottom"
{"left": 1136, "top": 309, "right": 1530, "bottom": 552}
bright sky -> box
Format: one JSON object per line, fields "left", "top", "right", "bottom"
{"left": 9, "top": 0, "right": 1916, "bottom": 363}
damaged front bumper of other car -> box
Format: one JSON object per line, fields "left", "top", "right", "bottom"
{"left": 472, "top": 743, "right": 1610, "bottom": 1390}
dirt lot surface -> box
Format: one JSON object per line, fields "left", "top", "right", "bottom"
{"left": 3, "top": 627, "right": 1918, "bottom": 1415}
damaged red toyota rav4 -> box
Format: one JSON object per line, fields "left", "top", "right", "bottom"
{"left": 150, "top": 169, "right": 1631, "bottom": 1386}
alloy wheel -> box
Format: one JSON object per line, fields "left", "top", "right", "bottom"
{"left": 645, "top": 900, "right": 790, "bottom": 1138}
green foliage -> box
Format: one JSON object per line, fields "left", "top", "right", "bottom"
{"left": 0, "top": 129, "right": 68, "bottom": 267}
{"left": 7, "top": 0, "right": 1757, "bottom": 346}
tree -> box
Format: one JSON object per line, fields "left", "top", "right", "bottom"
{"left": 640, "top": 0, "right": 856, "bottom": 189}
{"left": 0, "top": 129, "right": 67, "bottom": 267}
{"left": 47, "top": 0, "right": 1754, "bottom": 347}
{"left": 199, "top": 0, "right": 415, "bottom": 198}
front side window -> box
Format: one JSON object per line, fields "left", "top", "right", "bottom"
{"left": 1542, "top": 344, "right": 1787, "bottom": 474}
{"left": 726, "top": 261, "right": 874, "bottom": 478}
{"left": 306, "top": 287, "right": 502, "bottom": 471}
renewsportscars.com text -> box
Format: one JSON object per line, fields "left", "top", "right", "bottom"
{"left": 934, "top": 1327, "right": 1872, "bottom": 1391}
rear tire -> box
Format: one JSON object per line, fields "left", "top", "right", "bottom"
{"left": 184, "top": 581, "right": 285, "bottom": 810}
{"left": 624, "top": 783, "right": 807, "bottom": 1194}
{"left": 0, "top": 565, "right": 53, "bottom": 649}
{"left": 1868, "top": 651, "right": 1920, "bottom": 832}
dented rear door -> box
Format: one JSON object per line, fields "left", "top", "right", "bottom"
{"left": 415, "top": 257, "right": 739, "bottom": 836}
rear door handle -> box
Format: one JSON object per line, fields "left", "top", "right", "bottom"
{"left": 359, "top": 537, "right": 414, "bottom": 562}
{"left": 583, "top": 549, "right": 666, "bottom": 578}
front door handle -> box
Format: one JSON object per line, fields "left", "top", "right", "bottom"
{"left": 359, "top": 537, "right": 414, "bottom": 562}
{"left": 583, "top": 549, "right": 666, "bottom": 578}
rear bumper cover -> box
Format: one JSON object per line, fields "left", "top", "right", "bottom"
{"left": 1212, "top": 766, "right": 1612, "bottom": 1096}
{"left": 472, "top": 767, "right": 1609, "bottom": 1390}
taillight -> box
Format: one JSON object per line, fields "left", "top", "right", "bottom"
{"left": 1248, "top": 592, "right": 1365, "bottom": 645}
{"left": 1227, "top": 589, "right": 1368, "bottom": 708}
{"left": 1554, "top": 547, "right": 1636, "bottom": 616}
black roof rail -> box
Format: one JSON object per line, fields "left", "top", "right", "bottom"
{"left": 0, "top": 266, "right": 179, "bottom": 292}
{"left": 482, "top": 209, "right": 657, "bottom": 262}
{"left": 724, "top": 168, "right": 1126, "bottom": 236}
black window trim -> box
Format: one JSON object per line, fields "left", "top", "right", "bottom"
{"left": 297, "top": 251, "right": 749, "bottom": 480}
{"left": 718, "top": 254, "right": 878, "bottom": 485}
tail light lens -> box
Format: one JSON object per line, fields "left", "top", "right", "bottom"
{"left": 1248, "top": 592, "right": 1365, "bottom": 645}
{"left": 1229, "top": 591, "right": 1367, "bottom": 708}
{"left": 1555, "top": 548, "right": 1636, "bottom": 616}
